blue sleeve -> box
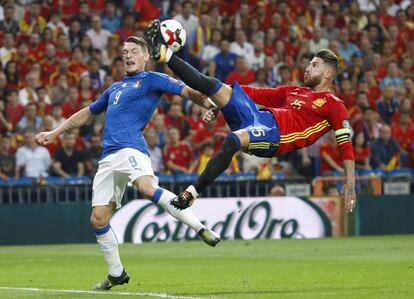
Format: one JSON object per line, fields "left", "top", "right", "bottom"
{"left": 148, "top": 72, "right": 185, "bottom": 95}
{"left": 89, "top": 86, "right": 111, "bottom": 115}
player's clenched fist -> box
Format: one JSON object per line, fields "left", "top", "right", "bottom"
{"left": 35, "top": 131, "right": 57, "bottom": 145}
{"left": 203, "top": 107, "right": 219, "bottom": 123}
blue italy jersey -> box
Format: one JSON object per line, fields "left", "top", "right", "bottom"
{"left": 89, "top": 71, "right": 185, "bottom": 158}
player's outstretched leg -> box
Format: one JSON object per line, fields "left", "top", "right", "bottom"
{"left": 90, "top": 206, "right": 130, "bottom": 290}
{"left": 171, "top": 133, "right": 244, "bottom": 210}
{"left": 146, "top": 20, "right": 226, "bottom": 106}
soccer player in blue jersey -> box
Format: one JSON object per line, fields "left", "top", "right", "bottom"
{"left": 35, "top": 36, "right": 220, "bottom": 291}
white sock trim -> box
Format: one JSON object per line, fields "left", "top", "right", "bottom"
{"left": 186, "top": 185, "right": 199, "bottom": 198}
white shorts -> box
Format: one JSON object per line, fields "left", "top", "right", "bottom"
{"left": 92, "top": 148, "right": 155, "bottom": 208}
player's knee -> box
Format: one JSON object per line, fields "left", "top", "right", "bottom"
{"left": 90, "top": 210, "right": 109, "bottom": 228}
{"left": 139, "top": 185, "right": 157, "bottom": 199}
{"left": 223, "top": 133, "right": 242, "bottom": 153}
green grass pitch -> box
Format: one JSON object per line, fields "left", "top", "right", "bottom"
{"left": 0, "top": 236, "right": 413, "bottom": 299}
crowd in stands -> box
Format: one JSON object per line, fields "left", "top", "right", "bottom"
{"left": 0, "top": 0, "right": 413, "bottom": 183}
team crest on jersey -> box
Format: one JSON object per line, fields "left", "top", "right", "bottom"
{"left": 312, "top": 98, "right": 327, "bottom": 108}
{"left": 134, "top": 80, "right": 141, "bottom": 88}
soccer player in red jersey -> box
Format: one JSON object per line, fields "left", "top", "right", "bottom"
{"left": 146, "top": 20, "right": 356, "bottom": 213}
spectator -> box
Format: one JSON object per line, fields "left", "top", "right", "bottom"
{"left": 0, "top": 72, "right": 8, "bottom": 102}
{"left": 380, "top": 61, "right": 405, "bottom": 94}
{"left": 86, "top": 15, "right": 112, "bottom": 51}
{"left": 233, "top": 2, "right": 250, "bottom": 31}
{"left": 310, "top": 26, "right": 329, "bottom": 53}
{"left": 134, "top": 0, "right": 161, "bottom": 28}
{"left": 246, "top": 17, "right": 265, "bottom": 42}
{"left": 5, "top": 89, "right": 24, "bottom": 130}
{"left": 0, "top": 32, "right": 17, "bottom": 67}
{"left": 15, "top": 128, "right": 51, "bottom": 178}
{"left": 18, "top": 72, "right": 41, "bottom": 108}
{"left": 192, "top": 14, "right": 211, "bottom": 58}
{"left": 245, "top": 38, "right": 266, "bottom": 71}
{"left": 165, "top": 102, "right": 191, "bottom": 140}
{"left": 71, "top": 1, "right": 91, "bottom": 33}
{"left": 83, "top": 133, "right": 102, "bottom": 176}
{"left": 144, "top": 128, "right": 164, "bottom": 174}
{"left": 16, "top": 103, "right": 42, "bottom": 133}
{"left": 225, "top": 56, "right": 256, "bottom": 86}
{"left": 40, "top": 43, "right": 57, "bottom": 85}
{"left": 39, "top": 115, "right": 60, "bottom": 156}
{"left": 291, "top": 54, "right": 310, "bottom": 84}
{"left": 0, "top": 5, "right": 19, "bottom": 37}
{"left": 338, "top": 79, "right": 357, "bottom": 109}
{"left": 319, "top": 133, "right": 343, "bottom": 175}
{"left": 200, "top": 28, "right": 221, "bottom": 73}
{"left": 370, "top": 125, "right": 400, "bottom": 170}
{"left": 15, "top": 43, "right": 34, "bottom": 83}
{"left": 68, "top": 19, "right": 83, "bottom": 48}
{"left": 115, "top": 12, "right": 135, "bottom": 43}
{"left": 163, "top": 127, "right": 194, "bottom": 174}
{"left": 359, "top": 36, "right": 374, "bottom": 68}
{"left": 50, "top": 104, "right": 66, "bottom": 130}
{"left": 101, "top": 1, "right": 121, "bottom": 34}
{"left": 391, "top": 112, "right": 414, "bottom": 161}
{"left": 81, "top": 57, "right": 106, "bottom": 92}
{"left": 19, "top": 1, "right": 47, "bottom": 35}
{"left": 68, "top": 46, "right": 88, "bottom": 78}
{"left": 377, "top": 85, "right": 399, "bottom": 125}
{"left": 4, "top": 60, "right": 20, "bottom": 89}
{"left": 52, "top": 131, "right": 84, "bottom": 178}
{"left": 46, "top": 12, "right": 69, "bottom": 38}
{"left": 35, "top": 86, "right": 51, "bottom": 117}
{"left": 193, "top": 143, "right": 215, "bottom": 174}
{"left": 151, "top": 113, "right": 167, "bottom": 148}
{"left": 49, "top": 58, "right": 78, "bottom": 87}
{"left": 269, "top": 184, "right": 285, "bottom": 196}
{"left": 173, "top": 1, "right": 199, "bottom": 46}
{"left": 211, "top": 39, "right": 237, "bottom": 82}
{"left": 78, "top": 75, "right": 95, "bottom": 104}
{"left": 0, "top": 134, "right": 15, "bottom": 180}
{"left": 55, "top": 33, "right": 72, "bottom": 60}
{"left": 264, "top": 56, "right": 279, "bottom": 87}
{"left": 277, "top": 64, "right": 293, "bottom": 86}
{"left": 321, "top": 13, "right": 340, "bottom": 41}
{"left": 230, "top": 29, "right": 254, "bottom": 58}
{"left": 52, "top": 0, "right": 79, "bottom": 24}
{"left": 338, "top": 28, "right": 361, "bottom": 66}
{"left": 349, "top": 91, "right": 370, "bottom": 127}
{"left": 352, "top": 131, "right": 371, "bottom": 170}
{"left": 249, "top": 68, "right": 269, "bottom": 88}
{"left": 62, "top": 86, "right": 81, "bottom": 119}
{"left": 50, "top": 74, "right": 70, "bottom": 106}
{"left": 0, "top": 100, "right": 12, "bottom": 134}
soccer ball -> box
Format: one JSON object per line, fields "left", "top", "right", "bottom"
{"left": 159, "top": 19, "right": 187, "bottom": 53}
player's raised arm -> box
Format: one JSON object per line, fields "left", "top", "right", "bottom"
{"left": 35, "top": 107, "right": 94, "bottom": 145}
{"left": 181, "top": 86, "right": 217, "bottom": 110}
{"left": 327, "top": 99, "right": 356, "bottom": 213}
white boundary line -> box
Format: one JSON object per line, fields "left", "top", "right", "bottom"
{"left": 0, "top": 287, "right": 203, "bottom": 299}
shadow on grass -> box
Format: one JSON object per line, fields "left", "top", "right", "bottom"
{"left": 189, "top": 285, "right": 386, "bottom": 297}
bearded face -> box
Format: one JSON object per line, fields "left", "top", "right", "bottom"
{"left": 304, "top": 72, "right": 322, "bottom": 88}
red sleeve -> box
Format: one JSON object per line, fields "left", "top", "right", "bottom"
{"left": 327, "top": 98, "right": 354, "bottom": 161}
{"left": 240, "top": 85, "right": 293, "bottom": 108}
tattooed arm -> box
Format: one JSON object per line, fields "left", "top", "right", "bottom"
{"left": 35, "top": 107, "right": 94, "bottom": 145}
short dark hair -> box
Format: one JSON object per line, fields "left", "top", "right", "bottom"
{"left": 315, "top": 49, "right": 339, "bottom": 74}
{"left": 125, "top": 36, "right": 149, "bottom": 52}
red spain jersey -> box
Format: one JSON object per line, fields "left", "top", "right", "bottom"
{"left": 241, "top": 85, "right": 354, "bottom": 161}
